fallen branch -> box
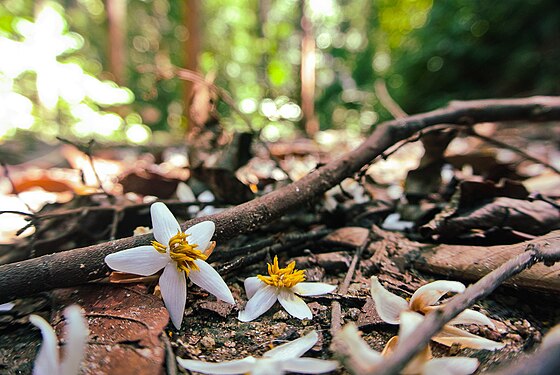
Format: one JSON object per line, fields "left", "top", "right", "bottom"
{"left": 368, "top": 240, "right": 560, "bottom": 375}
{"left": 1, "top": 96, "right": 560, "bottom": 303}
{"left": 491, "top": 336, "right": 560, "bottom": 375}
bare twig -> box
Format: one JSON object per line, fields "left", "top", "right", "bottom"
{"left": 1, "top": 96, "right": 560, "bottom": 303}
{"left": 374, "top": 79, "right": 407, "bottom": 119}
{"left": 368, "top": 241, "right": 560, "bottom": 375}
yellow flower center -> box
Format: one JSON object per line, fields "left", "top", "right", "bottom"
{"left": 257, "top": 256, "right": 305, "bottom": 288}
{"left": 152, "top": 231, "right": 208, "bottom": 275}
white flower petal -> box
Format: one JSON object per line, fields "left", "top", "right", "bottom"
{"left": 542, "top": 324, "right": 560, "bottom": 349}
{"left": 238, "top": 285, "right": 278, "bottom": 322}
{"left": 189, "top": 260, "right": 235, "bottom": 304}
{"left": 331, "top": 323, "right": 383, "bottom": 373}
{"left": 0, "top": 302, "right": 15, "bottom": 311}
{"left": 432, "top": 325, "right": 505, "bottom": 350}
{"left": 30, "top": 314, "right": 59, "bottom": 375}
{"left": 151, "top": 202, "right": 181, "bottom": 244}
{"left": 177, "top": 356, "right": 257, "bottom": 374}
{"left": 264, "top": 331, "right": 318, "bottom": 359}
{"left": 176, "top": 182, "right": 196, "bottom": 202}
{"left": 410, "top": 280, "right": 465, "bottom": 312}
{"left": 252, "top": 358, "right": 284, "bottom": 375}
{"left": 283, "top": 358, "right": 339, "bottom": 374}
{"left": 185, "top": 221, "right": 215, "bottom": 252}
{"left": 398, "top": 311, "right": 425, "bottom": 343}
{"left": 159, "top": 263, "right": 187, "bottom": 329}
{"left": 449, "top": 308, "right": 495, "bottom": 328}
{"left": 292, "top": 282, "right": 336, "bottom": 296}
{"left": 60, "top": 306, "right": 88, "bottom": 375}
{"left": 105, "top": 246, "right": 169, "bottom": 276}
{"left": 277, "top": 289, "right": 312, "bottom": 320}
{"left": 370, "top": 276, "right": 408, "bottom": 324}
{"left": 244, "top": 277, "right": 265, "bottom": 299}
{"left": 421, "top": 357, "right": 479, "bottom": 375}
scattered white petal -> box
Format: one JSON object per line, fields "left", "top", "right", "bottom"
{"left": 104, "top": 246, "right": 169, "bottom": 276}
{"left": 448, "top": 308, "right": 495, "bottom": 328}
{"left": 421, "top": 357, "right": 479, "bottom": 375}
{"left": 176, "top": 182, "right": 196, "bottom": 202}
{"left": 370, "top": 276, "right": 408, "bottom": 324}
{"left": 177, "top": 356, "right": 257, "bottom": 374}
{"left": 0, "top": 302, "right": 15, "bottom": 312}
{"left": 542, "top": 324, "right": 560, "bottom": 349}
{"left": 189, "top": 260, "right": 235, "bottom": 304}
{"left": 30, "top": 314, "right": 59, "bottom": 375}
{"left": 185, "top": 221, "right": 215, "bottom": 252}
{"left": 59, "top": 306, "right": 88, "bottom": 375}
{"left": 198, "top": 190, "right": 215, "bottom": 202}
{"left": 244, "top": 277, "right": 265, "bottom": 299}
{"left": 238, "top": 285, "right": 278, "bottom": 322}
{"left": 159, "top": 263, "right": 187, "bottom": 329}
{"left": 277, "top": 289, "right": 312, "bottom": 320}
{"left": 264, "top": 331, "right": 318, "bottom": 359}
{"left": 282, "top": 358, "right": 339, "bottom": 373}
{"left": 151, "top": 202, "right": 181, "bottom": 244}
{"left": 381, "top": 213, "right": 414, "bottom": 231}
{"left": 410, "top": 280, "right": 465, "bottom": 312}
{"left": 433, "top": 325, "right": 505, "bottom": 350}
{"left": 292, "top": 282, "right": 336, "bottom": 296}
{"left": 333, "top": 323, "right": 383, "bottom": 366}
{"left": 398, "top": 311, "right": 425, "bottom": 342}
{"left": 250, "top": 358, "right": 284, "bottom": 375}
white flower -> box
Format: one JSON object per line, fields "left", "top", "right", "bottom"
{"left": 177, "top": 330, "right": 338, "bottom": 375}
{"left": 370, "top": 276, "right": 504, "bottom": 350}
{"left": 29, "top": 305, "right": 88, "bottom": 375}
{"left": 238, "top": 256, "right": 336, "bottom": 322}
{"left": 332, "top": 312, "right": 479, "bottom": 375}
{"left": 105, "top": 202, "right": 235, "bottom": 329}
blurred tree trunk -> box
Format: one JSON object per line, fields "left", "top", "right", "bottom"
{"left": 258, "top": 0, "right": 271, "bottom": 88}
{"left": 106, "top": 0, "right": 127, "bottom": 84}
{"left": 300, "top": 0, "right": 318, "bottom": 136}
{"left": 184, "top": 0, "right": 201, "bottom": 124}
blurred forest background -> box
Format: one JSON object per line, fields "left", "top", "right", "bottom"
{"left": 1, "top": 0, "right": 559, "bottom": 145}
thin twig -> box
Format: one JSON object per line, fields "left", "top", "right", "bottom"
{"left": 368, "top": 242, "right": 560, "bottom": 375}
{"left": 1, "top": 96, "right": 560, "bottom": 303}
{"left": 374, "top": 79, "right": 407, "bottom": 119}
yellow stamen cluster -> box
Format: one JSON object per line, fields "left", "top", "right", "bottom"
{"left": 152, "top": 231, "right": 208, "bottom": 275}
{"left": 257, "top": 256, "right": 305, "bottom": 288}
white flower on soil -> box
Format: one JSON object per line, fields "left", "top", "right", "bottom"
{"left": 238, "top": 256, "right": 336, "bottom": 322}
{"left": 332, "top": 312, "right": 480, "bottom": 375}
{"left": 30, "top": 305, "right": 88, "bottom": 375}
{"left": 370, "top": 276, "right": 504, "bottom": 350}
{"left": 105, "top": 202, "right": 234, "bottom": 329}
{"left": 177, "top": 330, "right": 338, "bottom": 375}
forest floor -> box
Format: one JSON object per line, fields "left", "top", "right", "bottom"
{"left": 0, "top": 119, "right": 559, "bottom": 374}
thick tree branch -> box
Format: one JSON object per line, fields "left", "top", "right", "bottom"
{"left": 368, "top": 241, "right": 560, "bottom": 375}
{"left": 1, "top": 96, "right": 560, "bottom": 303}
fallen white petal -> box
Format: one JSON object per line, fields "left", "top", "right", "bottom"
{"left": 176, "top": 182, "right": 196, "bottom": 202}
{"left": 59, "top": 306, "right": 88, "bottom": 375}
{"left": 189, "top": 260, "right": 235, "bottom": 304}
{"left": 278, "top": 289, "right": 312, "bottom": 320}
{"left": 238, "top": 285, "right": 278, "bottom": 322}
{"left": 185, "top": 221, "right": 215, "bottom": 252}
{"left": 370, "top": 276, "right": 408, "bottom": 324}
{"left": 433, "top": 325, "right": 505, "bottom": 350}
{"left": 292, "top": 282, "right": 336, "bottom": 296}
{"left": 264, "top": 330, "right": 318, "bottom": 359}
{"left": 331, "top": 323, "right": 383, "bottom": 373}
{"left": 421, "top": 357, "right": 479, "bottom": 375}
{"left": 151, "top": 202, "right": 181, "bottom": 244}
{"left": 0, "top": 302, "right": 15, "bottom": 311}
{"left": 177, "top": 356, "right": 257, "bottom": 374}
{"left": 105, "top": 246, "right": 170, "bottom": 276}
{"left": 251, "top": 358, "right": 284, "bottom": 375}
{"left": 398, "top": 311, "right": 425, "bottom": 343}
{"left": 244, "top": 277, "right": 265, "bottom": 299}
{"left": 29, "top": 315, "right": 60, "bottom": 375}
{"left": 448, "top": 308, "right": 495, "bottom": 328}
{"left": 283, "top": 358, "right": 339, "bottom": 374}
{"left": 542, "top": 324, "right": 560, "bottom": 349}
{"left": 159, "top": 263, "right": 187, "bottom": 329}
{"left": 410, "top": 280, "right": 466, "bottom": 312}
